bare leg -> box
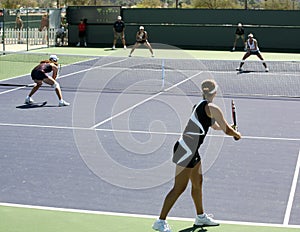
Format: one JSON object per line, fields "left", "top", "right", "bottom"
{"left": 43, "top": 77, "right": 63, "bottom": 100}
{"left": 257, "top": 53, "right": 267, "bottom": 68}
{"left": 28, "top": 80, "right": 43, "bottom": 97}
{"left": 239, "top": 52, "right": 251, "bottom": 69}
{"left": 122, "top": 36, "right": 126, "bottom": 46}
{"left": 190, "top": 162, "right": 204, "bottom": 215}
{"left": 145, "top": 42, "right": 154, "bottom": 55}
{"left": 159, "top": 165, "right": 191, "bottom": 220}
{"left": 129, "top": 43, "right": 140, "bottom": 56}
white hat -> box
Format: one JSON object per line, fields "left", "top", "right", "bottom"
{"left": 248, "top": 33, "right": 254, "bottom": 38}
{"left": 117, "top": 16, "right": 122, "bottom": 20}
{"left": 139, "top": 26, "right": 144, "bottom": 30}
{"left": 238, "top": 23, "right": 242, "bottom": 27}
{"left": 49, "top": 54, "right": 59, "bottom": 62}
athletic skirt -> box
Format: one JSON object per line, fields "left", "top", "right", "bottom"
{"left": 172, "top": 140, "right": 201, "bottom": 168}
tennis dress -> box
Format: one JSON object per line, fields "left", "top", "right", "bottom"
{"left": 31, "top": 62, "right": 53, "bottom": 80}
{"left": 247, "top": 39, "right": 260, "bottom": 55}
{"left": 172, "top": 100, "right": 215, "bottom": 168}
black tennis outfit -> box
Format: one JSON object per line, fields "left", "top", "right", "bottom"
{"left": 173, "top": 100, "right": 215, "bottom": 168}
{"left": 31, "top": 62, "right": 53, "bottom": 80}
{"left": 137, "top": 31, "right": 147, "bottom": 44}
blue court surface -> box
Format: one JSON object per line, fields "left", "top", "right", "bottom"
{"left": 0, "top": 54, "right": 299, "bottom": 229}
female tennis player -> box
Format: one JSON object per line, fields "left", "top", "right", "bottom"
{"left": 128, "top": 26, "right": 154, "bottom": 57}
{"left": 25, "top": 55, "right": 70, "bottom": 106}
{"left": 152, "top": 79, "right": 241, "bottom": 232}
{"left": 236, "top": 33, "right": 269, "bottom": 72}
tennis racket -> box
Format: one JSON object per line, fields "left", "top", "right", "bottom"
{"left": 231, "top": 100, "right": 239, "bottom": 140}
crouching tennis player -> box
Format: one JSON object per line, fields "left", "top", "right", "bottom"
{"left": 236, "top": 33, "right": 269, "bottom": 72}
{"left": 152, "top": 79, "right": 241, "bottom": 232}
{"left": 25, "top": 55, "right": 70, "bottom": 106}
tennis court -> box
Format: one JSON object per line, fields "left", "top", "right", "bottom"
{"left": 0, "top": 46, "right": 299, "bottom": 232}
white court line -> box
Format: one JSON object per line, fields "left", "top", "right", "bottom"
{"left": 0, "top": 202, "right": 299, "bottom": 229}
{"left": 0, "top": 57, "right": 129, "bottom": 96}
{"left": 0, "top": 122, "right": 300, "bottom": 142}
{"left": 283, "top": 149, "right": 300, "bottom": 225}
{"left": 90, "top": 71, "right": 204, "bottom": 129}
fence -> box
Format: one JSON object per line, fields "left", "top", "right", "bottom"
{"left": 0, "top": 28, "right": 68, "bottom": 47}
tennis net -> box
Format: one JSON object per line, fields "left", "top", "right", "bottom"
{"left": 0, "top": 51, "right": 299, "bottom": 98}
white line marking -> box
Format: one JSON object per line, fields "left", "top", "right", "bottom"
{"left": 90, "top": 71, "right": 204, "bottom": 129}
{"left": 0, "top": 122, "right": 299, "bottom": 141}
{"left": 0, "top": 57, "right": 129, "bottom": 95}
{"left": 283, "top": 149, "right": 300, "bottom": 225}
{"left": 0, "top": 202, "right": 299, "bottom": 228}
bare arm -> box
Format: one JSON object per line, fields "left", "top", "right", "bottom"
{"left": 209, "top": 103, "right": 241, "bottom": 140}
{"left": 51, "top": 64, "right": 58, "bottom": 80}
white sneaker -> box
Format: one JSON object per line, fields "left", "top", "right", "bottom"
{"left": 232, "top": 47, "right": 235, "bottom": 51}
{"left": 123, "top": 45, "right": 127, "bottom": 49}
{"left": 194, "top": 213, "right": 219, "bottom": 226}
{"left": 265, "top": 68, "right": 269, "bottom": 72}
{"left": 76, "top": 42, "right": 80, "bottom": 47}
{"left": 25, "top": 97, "right": 34, "bottom": 104}
{"left": 112, "top": 45, "right": 116, "bottom": 50}
{"left": 152, "top": 219, "right": 171, "bottom": 232}
{"left": 236, "top": 67, "right": 243, "bottom": 71}
{"left": 84, "top": 42, "right": 87, "bottom": 47}
{"left": 58, "top": 100, "right": 70, "bottom": 107}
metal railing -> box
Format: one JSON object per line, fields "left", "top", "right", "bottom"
{"left": 0, "top": 28, "right": 68, "bottom": 47}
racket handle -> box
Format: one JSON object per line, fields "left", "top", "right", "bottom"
{"left": 231, "top": 125, "right": 239, "bottom": 141}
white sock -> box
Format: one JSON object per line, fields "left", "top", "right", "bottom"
{"left": 198, "top": 213, "right": 205, "bottom": 218}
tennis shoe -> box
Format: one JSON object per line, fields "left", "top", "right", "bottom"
{"left": 265, "top": 68, "right": 269, "bottom": 72}
{"left": 123, "top": 45, "right": 127, "bottom": 49}
{"left": 194, "top": 213, "right": 219, "bottom": 226}
{"left": 112, "top": 45, "right": 116, "bottom": 50}
{"left": 236, "top": 67, "right": 243, "bottom": 72}
{"left": 25, "top": 97, "right": 34, "bottom": 104}
{"left": 58, "top": 100, "right": 70, "bottom": 107}
{"left": 152, "top": 219, "right": 171, "bottom": 232}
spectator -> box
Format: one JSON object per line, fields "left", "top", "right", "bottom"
{"left": 112, "top": 16, "right": 126, "bottom": 49}
{"left": 232, "top": 23, "right": 246, "bottom": 51}
{"left": 55, "top": 25, "right": 65, "bottom": 46}
{"left": 15, "top": 15, "right": 23, "bottom": 44}
{"left": 76, "top": 18, "right": 87, "bottom": 47}
{"left": 129, "top": 26, "right": 154, "bottom": 57}
{"left": 39, "top": 14, "right": 49, "bottom": 44}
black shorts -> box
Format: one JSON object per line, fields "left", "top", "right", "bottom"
{"left": 31, "top": 70, "right": 47, "bottom": 81}
{"left": 137, "top": 40, "right": 147, "bottom": 44}
{"left": 172, "top": 141, "right": 201, "bottom": 168}
{"left": 249, "top": 50, "right": 260, "bottom": 55}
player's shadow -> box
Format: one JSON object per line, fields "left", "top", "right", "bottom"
{"left": 178, "top": 226, "right": 207, "bottom": 232}
{"left": 237, "top": 70, "right": 268, "bottom": 74}
{"left": 16, "top": 103, "right": 56, "bottom": 109}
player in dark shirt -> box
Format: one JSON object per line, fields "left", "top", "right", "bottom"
{"left": 25, "top": 55, "right": 69, "bottom": 107}
{"left": 112, "top": 16, "right": 126, "bottom": 49}
{"left": 152, "top": 79, "right": 241, "bottom": 232}
{"left": 232, "top": 23, "right": 247, "bottom": 51}
{"left": 129, "top": 26, "right": 154, "bottom": 57}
